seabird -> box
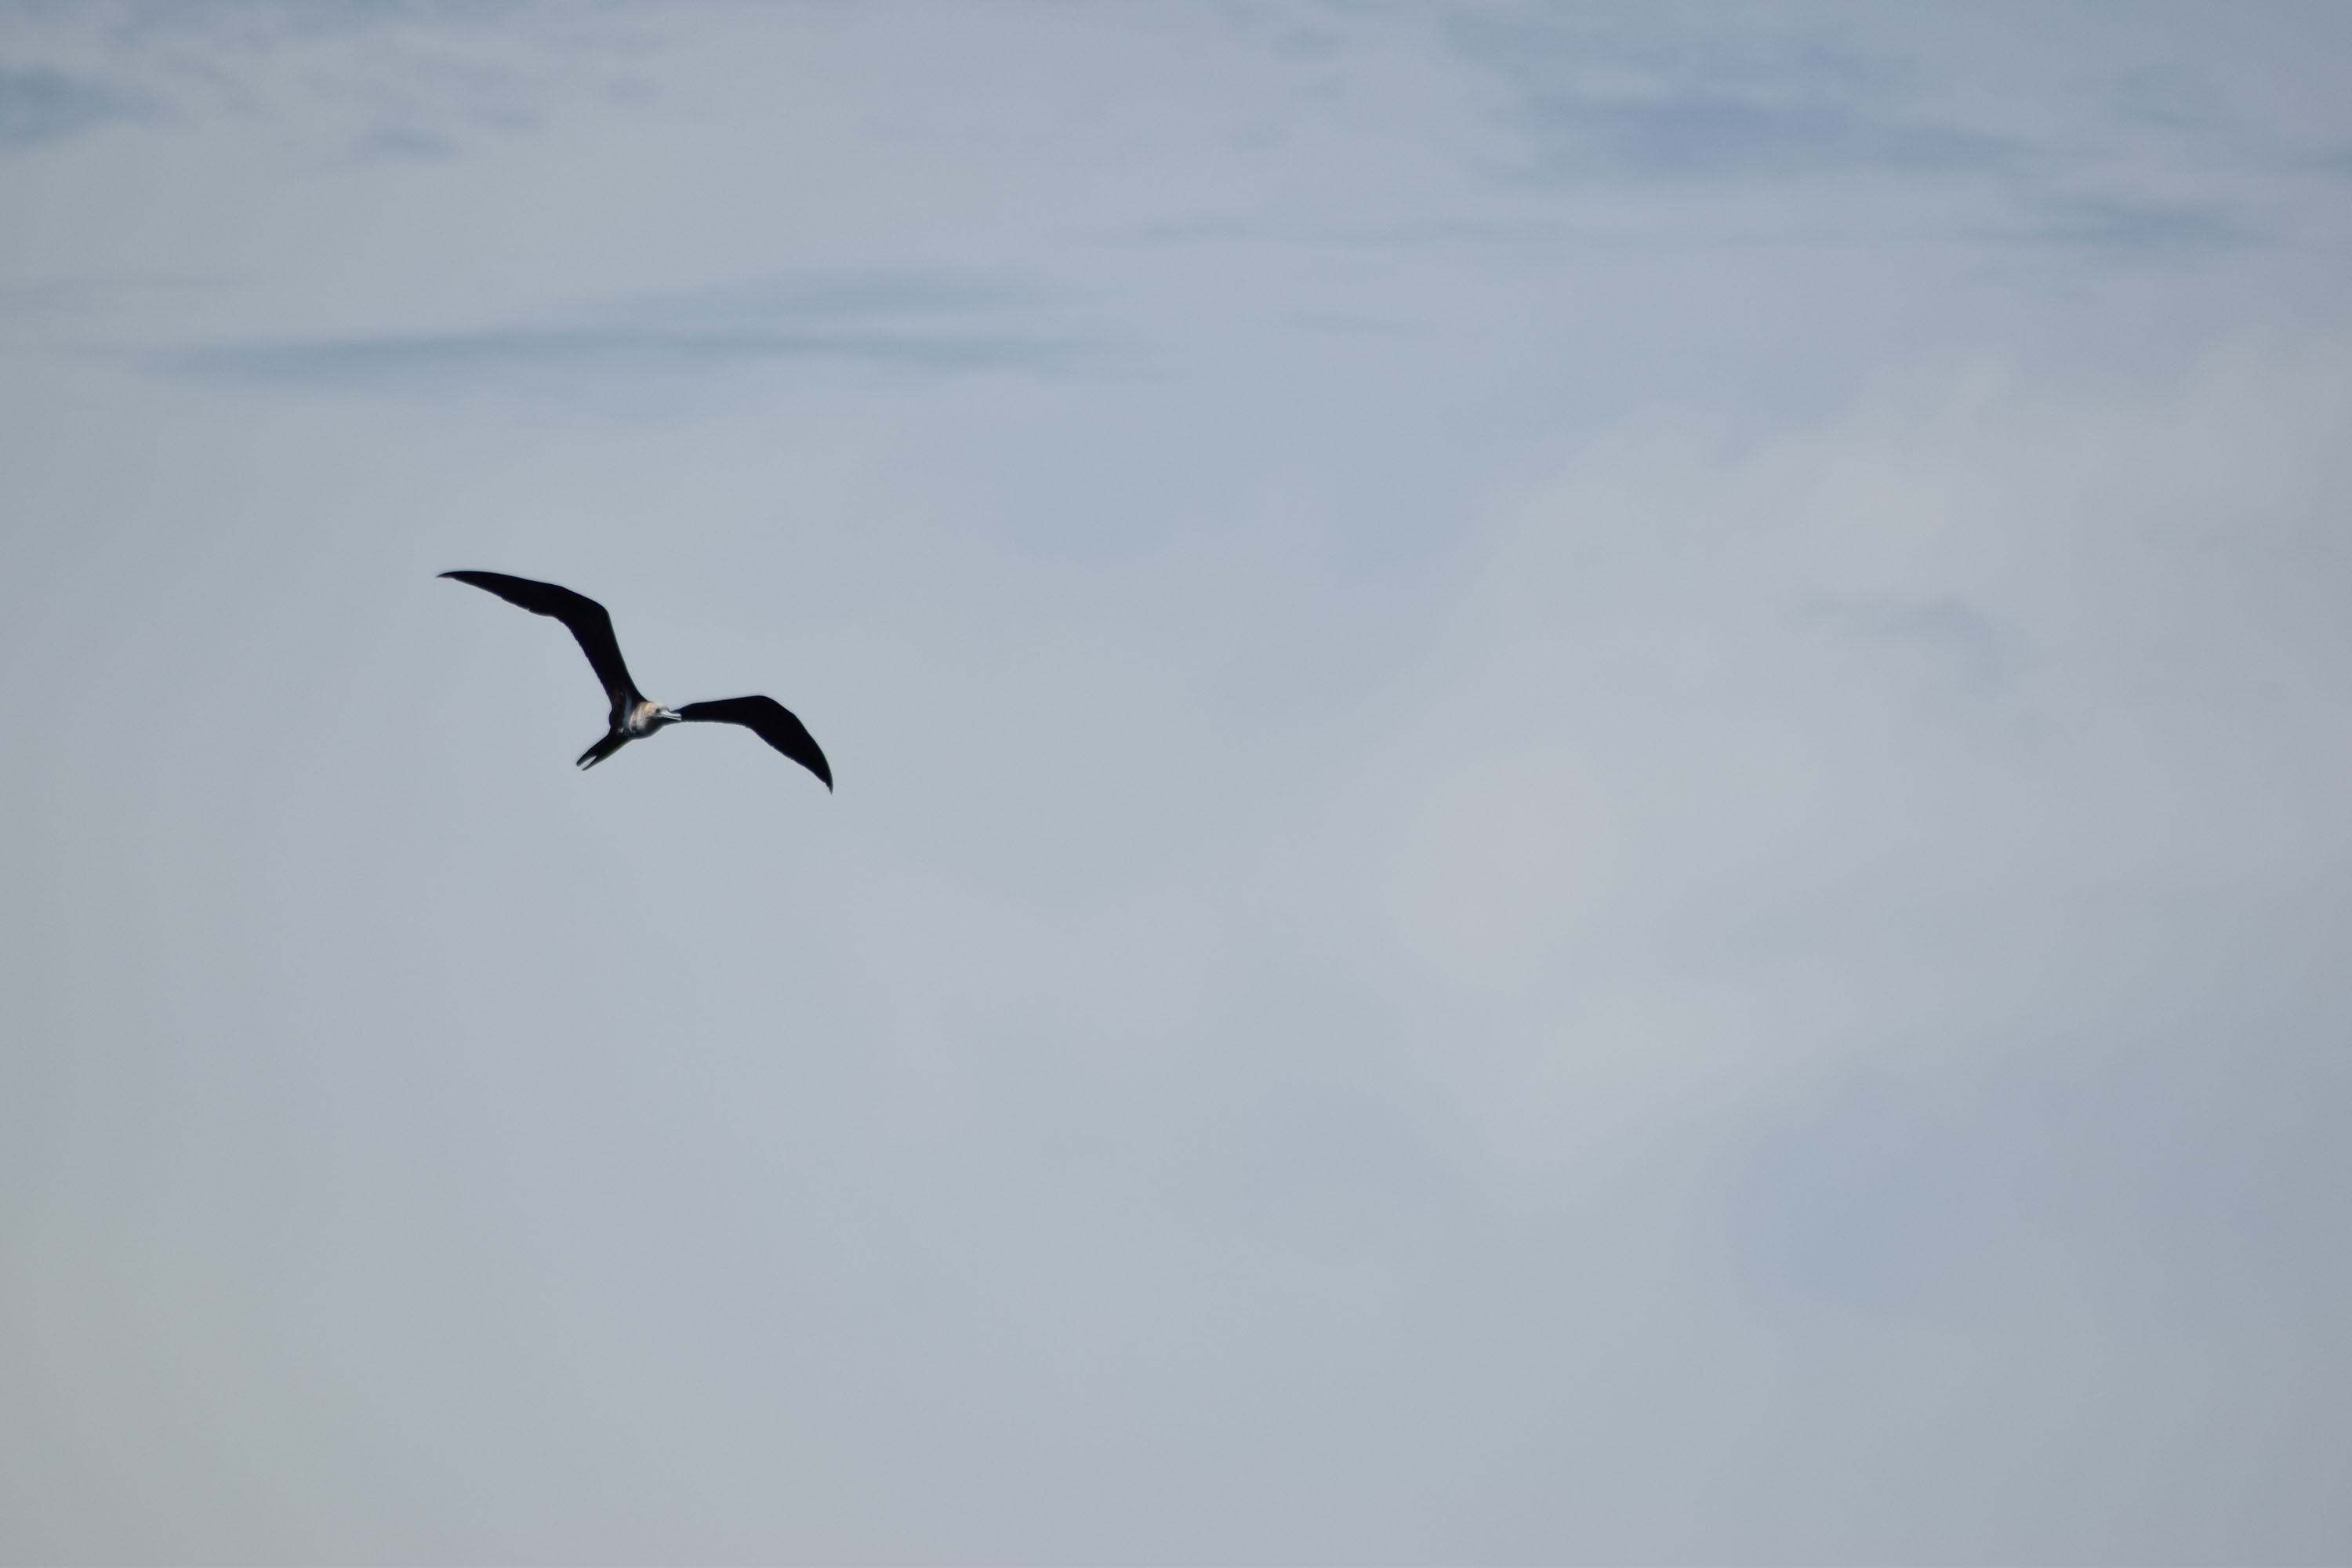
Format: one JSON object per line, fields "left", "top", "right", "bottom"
{"left": 441, "top": 570, "right": 832, "bottom": 790}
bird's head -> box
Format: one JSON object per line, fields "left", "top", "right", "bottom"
{"left": 626, "top": 699, "right": 684, "bottom": 735}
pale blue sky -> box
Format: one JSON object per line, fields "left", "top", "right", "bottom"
{"left": 4, "top": 3, "right": 2351, "bottom": 1562}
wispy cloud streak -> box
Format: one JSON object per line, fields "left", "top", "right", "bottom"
{"left": 1450, "top": 17, "right": 2016, "bottom": 183}
{"left": 162, "top": 271, "right": 1111, "bottom": 390}
{"left": 177, "top": 325, "right": 1097, "bottom": 384}
{"left": 0, "top": 64, "right": 136, "bottom": 152}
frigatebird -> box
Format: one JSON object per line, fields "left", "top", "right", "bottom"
{"left": 441, "top": 570, "right": 832, "bottom": 790}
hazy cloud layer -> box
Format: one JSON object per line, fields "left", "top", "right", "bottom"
{"left": 1450, "top": 16, "right": 2017, "bottom": 181}
{"left": 0, "top": 63, "right": 135, "bottom": 150}
{"left": 167, "top": 272, "right": 1107, "bottom": 390}
{"left": 175, "top": 324, "right": 1098, "bottom": 387}
{"left": 3, "top": 3, "right": 2350, "bottom": 1563}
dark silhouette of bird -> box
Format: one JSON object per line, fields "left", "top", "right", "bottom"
{"left": 441, "top": 571, "right": 831, "bottom": 790}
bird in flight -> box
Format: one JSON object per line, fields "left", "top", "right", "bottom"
{"left": 441, "top": 570, "right": 832, "bottom": 790}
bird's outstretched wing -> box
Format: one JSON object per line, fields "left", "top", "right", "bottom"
{"left": 675, "top": 696, "right": 833, "bottom": 790}
{"left": 441, "top": 571, "right": 642, "bottom": 722}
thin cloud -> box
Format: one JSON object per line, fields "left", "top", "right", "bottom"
{"left": 1450, "top": 16, "right": 2017, "bottom": 183}
{"left": 1514, "top": 93, "right": 2011, "bottom": 181}
{"left": 0, "top": 64, "right": 138, "bottom": 152}
{"left": 177, "top": 326, "right": 1097, "bottom": 383}
{"left": 1801, "top": 593, "right": 2009, "bottom": 700}
{"left": 2019, "top": 191, "right": 2245, "bottom": 251}
{"left": 7, "top": 2, "right": 643, "bottom": 166}
{"left": 161, "top": 271, "right": 1113, "bottom": 391}
{"left": 0, "top": 280, "right": 98, "bottom": 319}
{"left": 1446, "top": 13, "right": 2267, "bottom": 263}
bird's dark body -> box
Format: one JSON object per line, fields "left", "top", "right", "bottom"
{"left": 441, "top": 570, "right": 832, "bottom": 790}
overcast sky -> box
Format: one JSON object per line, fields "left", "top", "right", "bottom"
{"left": 5, "top": 2, "right": 2352, "bottom": 1563}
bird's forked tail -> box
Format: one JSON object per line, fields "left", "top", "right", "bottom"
{"left": 575, "top": 730, "right": 632, "bottom": 770}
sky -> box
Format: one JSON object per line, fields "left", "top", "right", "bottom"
{"left": 4, "top": 2, "right": 2351, "bottom": 1562}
